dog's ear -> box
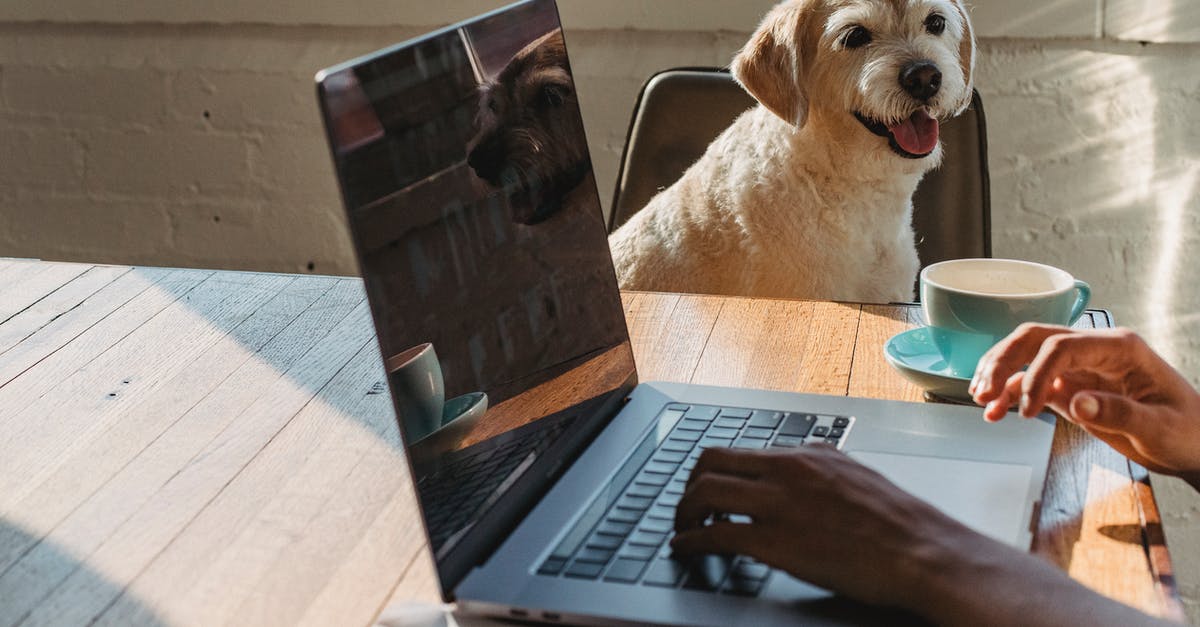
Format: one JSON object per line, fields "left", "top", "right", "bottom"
{"left": 949, "top": 0, "right": 976, "bottom": 114}
{"left": 732, "top": 2, "right": 810, "bottom": 128}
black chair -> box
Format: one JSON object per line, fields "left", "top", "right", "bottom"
{"left": 609, "top": 68, "right": 992, "bottom": 281}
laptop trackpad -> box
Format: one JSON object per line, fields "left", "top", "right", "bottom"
{"left": 848, "top": 451, "right": 1033, "bottom": 546}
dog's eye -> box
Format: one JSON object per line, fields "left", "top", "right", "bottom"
{"left": 925, "top": 14, "right": 946, "bottom": 35}
{"left": 541, "top": 84, "right": 568, "bottom": 108}
{"left": 487, "top": 96, "right": 499, "bottom": 114}
{"left": 842, "top": 26, "right": 872, "bottom": 49}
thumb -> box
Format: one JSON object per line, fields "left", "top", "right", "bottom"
{"left": 1070, "top": 391, "right": 1152, "bottom": 435}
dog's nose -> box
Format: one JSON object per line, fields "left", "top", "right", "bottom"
{"left": 900, "top": 61, "right": 942, "bottom": 102}
{"left": 468, "top": 138, "right": 503, "bottom": 182}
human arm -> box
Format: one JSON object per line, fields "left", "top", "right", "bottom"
{"left": 671, "top": 446, "right": 1171, "bottom": 626}
{"left": 970, "top": 324, "right": 1200, "bottom": 490}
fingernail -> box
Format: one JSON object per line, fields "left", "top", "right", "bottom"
{"left": 1074, "top": 393, "right": 1099, "bottom": 421}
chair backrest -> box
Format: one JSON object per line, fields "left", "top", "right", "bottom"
{"left": 609, "top": 68, "right": 992, "bottom": 276}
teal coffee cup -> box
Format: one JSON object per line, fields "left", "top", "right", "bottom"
{"left": 920, "top": 259, "right": 1091, "bottom": 374}
{"left": 386, "top": 343, "right": 445, "bottom": 444}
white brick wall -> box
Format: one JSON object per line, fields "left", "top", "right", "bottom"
{"left": 1, "top": 1, "right": 1199, "bottom": 621}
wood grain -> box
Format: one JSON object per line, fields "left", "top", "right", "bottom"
{"left": 0, "top": 265, "right": 1180, "bottom": 626}
{"left": 690, "top": 297, "right": 815, "bottom": 390}
{"left": 78, "top": 293, "right": 374, "bottom": 626}
{"left": 622, "top": 292, "right": 722, "bottom": 384}
{"left": 0, "top": 261, "right": 90, "bottom": 323}
{"left": 0, "top": 264, "right": 131, "bottom": 357}
{"left": 847, "top": 304, "right": 924, "bottom": 401}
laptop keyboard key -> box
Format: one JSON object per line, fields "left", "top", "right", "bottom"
{"left": 617, "top": 496, "right": 653, "bottom": 511}
{"left": 654, "top": 450, "right": 687, "bottom": 464}
{"left": 779, "top": 413, "right": 816, "bottom": 437}
{"left": 657, "top": 493, "right": 682, "bottom": 507}
{"left": 771, "top": 435, "right": 804, "bottom": 448}
{"left": 626, "top": 483, "right": 662, "bottom": 499}
{"left": 628, "top": 531, "right": 667, "bottom": 547}
{"left": 565, "top": 561, "right": 605, "bottom": 579}
{"left": 812, "top": 426, "right": 830, "bottom": 438}
{"left": 644, "top": 460, "right": 680, "bottom": 475}
{"left": 833, "top": 416, "right": 851, "bottom": 428}
{"left": 713, "top": 417, "right": 747, "bottom": 430}
{"left": 586, "top": 534, "right": 623, "bottom": 551}
{"left": 684, "top": 406, "right": 720, "bottom": 421}
{"left": 635, "top": 472, "right": 671, "bottom": 487}
{"left": 748, "top": 410, "right": 783, "bottom": 429}
{"left": 707, "top": 427, "right": 740, "bottom": 440}
{"left": 646, "top": 505, "right": 675, "bottom": 520}
{"left": 596, "top": 521, "right": 634, "bottom": 537}
{"left": 576, "top": 547, "right": 615, "bottom": 564}
{"left": 608, "top": 508, "right": 643, "bottom": 524}
{"left": 538, "top": 557, "right": 567, "bottom": 576}
{"left": 604, "top": 558, "right": 650, "bottom": 583}
{"left": 662, "top": 439, "right": 695, "bottom": 453}
{"left": 643, "top": 559, "right": 688, "bottom": 587}
{"left": 698, "top": 436, "right": 733, "bottom": 449}
{"left": 742, "top": 427, "right": 774, "bottom": 440}
{"left": 669, "top": 428, "right": 703, "bottom": 442}
{"left": 719, "top": 408, "right": 753, "bottom": 419}
{"left": 675, "top": 419, "right": 710, "bottom": 432}
{"left": 829, "top": 427, "right": 846, "bottom": 438}
{"left": 618, "top": 544, "right": 657, "bottom": 560}
{"left": 732, "top": 437, "right": 766, "bottom": 450}
{"left": 639, "top": 517, "right": 673, "bottom": 534}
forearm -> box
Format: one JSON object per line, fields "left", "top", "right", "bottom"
{"left": 906, "top": 531, "right": 1171, "bottom": 627}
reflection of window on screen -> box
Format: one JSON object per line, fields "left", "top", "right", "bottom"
{"left": 335, "top": 13, "right": 624, "bottom": 414}
{"left": 463, "top": 1, "right": 561, "bottom": 77}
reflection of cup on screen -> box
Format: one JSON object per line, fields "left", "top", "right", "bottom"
{"left": 387, "top": 343, "right": 445, "bottom": 443}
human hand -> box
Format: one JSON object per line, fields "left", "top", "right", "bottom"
{"left": 670, "top": 446, "right": 976, "bottom": 610}
{"left": 971, "top": 324, "right": 1200, "bottom": 484}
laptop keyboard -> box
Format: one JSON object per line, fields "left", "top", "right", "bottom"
{"left": 536, "top": 403, "right": 854, "bottom": 596}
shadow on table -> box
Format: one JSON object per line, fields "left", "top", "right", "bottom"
{"left": 0, "top": 518, "right": 167, "bottom": 626}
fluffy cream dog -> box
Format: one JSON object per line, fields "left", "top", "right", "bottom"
{"left": 609, "top": 0, "right": 975, "bottom": 303}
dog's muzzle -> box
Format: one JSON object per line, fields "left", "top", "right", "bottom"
{"left": 854, "top": 110, "right": 940, "bottom": 160}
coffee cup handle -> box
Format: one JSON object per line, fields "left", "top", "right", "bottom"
{"left": 1068, "top": 280, "right": 1091, "bottom": 326}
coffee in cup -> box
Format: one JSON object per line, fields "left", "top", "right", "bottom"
{"left": 920, "top": 259, "right": 1090, "bottom": 373}
{"left": 387, "top": 343, "right": 445, "bottom": 443}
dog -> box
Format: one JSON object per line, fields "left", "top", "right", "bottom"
{"left": 609, "top": 0, "right": 975, "bottom": 303}
{"left": 467, "top": 29, "right": 592, "bottom": 226}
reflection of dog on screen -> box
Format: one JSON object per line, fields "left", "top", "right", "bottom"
{"left": 467, "top": 30, "right": 590, "bottom": 225}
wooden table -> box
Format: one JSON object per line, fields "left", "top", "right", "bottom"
{"left": 0, "top": 261, "right": 1184, "bottom": 625}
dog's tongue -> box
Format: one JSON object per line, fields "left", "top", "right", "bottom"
{"left": 888, "top": 110, "right": 939, "bottom": 155}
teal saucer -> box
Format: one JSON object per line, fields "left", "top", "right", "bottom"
{"left": 441, "top": 391, "right": 488, "bottom": 426}
{"left": 883, "top": 327, "right": 978, "bottom": 402}
{"left": 412, "top": 391, "right": 488, "bottom": 450}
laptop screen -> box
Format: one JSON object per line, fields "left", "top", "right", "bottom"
{"left": 317, "top": 0, "right": 635, "bottom": 574}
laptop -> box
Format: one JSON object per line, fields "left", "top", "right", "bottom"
{"left": 314, "top": 1, "right": 1055, "bottom": 624}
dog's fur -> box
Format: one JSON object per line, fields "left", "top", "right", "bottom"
{"left": 609, "top": 0, "right": 975, "bottom": 302}
{"left": 467, "top": 30, "right": 591, "bottom": 225}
